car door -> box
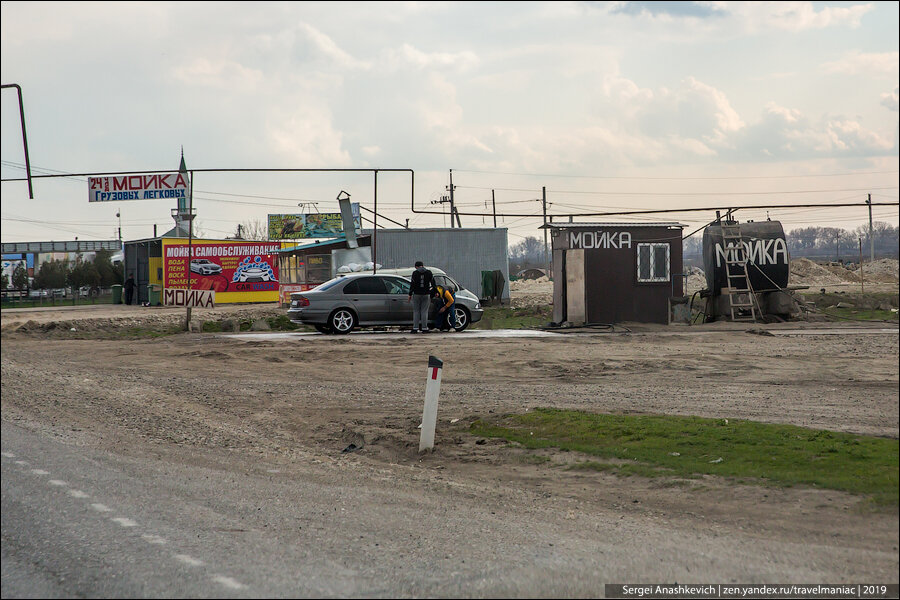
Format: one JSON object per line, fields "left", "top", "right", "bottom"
{"left": 382, "top": 276, "right": 412, "bottom": 324}
{"left": 341, "top": 276, "right": 389, "bottom": 323}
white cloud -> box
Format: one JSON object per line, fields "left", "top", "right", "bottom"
{"left": 291, "top": 22, "right": 372, "bottom": 71}
{"left": 607, "top": 76, "right": 744, "bottom": 149}
{"left": 604, "top": 2, "right": 873, "bottom": 34}
{"left": 384, "top": 43, "right": 480, "bottom": 72}
{"left": 822, "top": 51, "right": 899, "bottom": 77}
{"left": 722, "top": 2, "right": 873, "bottom": 32}
{"left": 264, "top": 110, "right": 352, "bottom": 168}
{"left": 881, "top": 88, "right": 899, "bottom": 112}
{"left": 172, "top": 58, "right": 264, "bottom": 91}
{"left": 735, "top": 102, "right": 894, "bottom": 158}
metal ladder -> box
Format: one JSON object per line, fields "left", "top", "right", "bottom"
{"left": 720, "top": 224, "right": 758, "bottom": 322}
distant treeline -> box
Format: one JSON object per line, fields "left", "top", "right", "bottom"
{"left": 683, "top": 221, "right": 898, "bottom": 261}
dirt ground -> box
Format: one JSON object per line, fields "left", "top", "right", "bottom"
{"left": 2, "top": 291, "right": 899, "bottom": 584}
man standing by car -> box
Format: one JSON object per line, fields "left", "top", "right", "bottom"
{"left": 407, "top": 261, "right": 435, "bottom": 333}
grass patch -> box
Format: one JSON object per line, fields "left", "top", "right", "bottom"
{"left": 267, "top": 314, "right": 301, "bottom": 331}
{"left": 799, "top": 291, "right": 898, "bottom": 322}
{"left": 819, "top": 307, "right": 898, "bottom": 322}
{"left": 470, "top": 408, "right": 899, "bottom": 505}
{"left": 201, "top": 320, "right": 223, "bottom": 333}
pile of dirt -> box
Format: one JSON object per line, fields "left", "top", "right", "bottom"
{"left": 790, "top": 258, "right": 851, "bottom": 286}
{"left": 791, "top": 257, "right": 899, "bottom": 288}
{"left": 509, "top": 276, "right": 552, "bottom": 291}
{"left": 685, "top": 266, "right": 707, "bottom": 294}
{"left": 848, "top": 258, "right": 900, "bottom": 283}
{"left": 509, "top": 276, "right": 553, "bottom": 308}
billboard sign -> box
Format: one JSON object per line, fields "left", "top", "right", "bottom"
{"left": 88, "top": 173, "right": 189, "bottom": 203}
{"left": 268, "top": 204, "right": 360, "bottom": 240}
{"left": 162, "top": 241, "right": 281, "bottom": 301}
{"left": 2, "top": 258, "right": 27, "bottom": 288}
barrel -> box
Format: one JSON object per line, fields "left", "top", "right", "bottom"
{"left": 702, "top": 221, "right": 790, "bottom": 293}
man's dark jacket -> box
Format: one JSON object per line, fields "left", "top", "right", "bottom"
{"left": 409, "top": 267, "right": 435, "bottom": 295}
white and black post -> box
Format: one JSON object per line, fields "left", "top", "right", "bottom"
{"left": 419, "top": 355, "right": 443, "bottom": 452}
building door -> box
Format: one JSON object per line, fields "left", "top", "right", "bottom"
{"left": 565, "top": 249, "right": 585, "bottom": 325}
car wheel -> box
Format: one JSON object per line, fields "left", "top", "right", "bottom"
{"left": 329, "top": 308, "right": 356, "bottom": 334}
{"left": 452, "top": 306, "right": 470, "bottom": 332}
{"left": 314, "top": 324, "right": 333, "bottom": 334}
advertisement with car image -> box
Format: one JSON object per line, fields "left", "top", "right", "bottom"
{"left": 162, "top": 240, "right": 282, "bottom": 303}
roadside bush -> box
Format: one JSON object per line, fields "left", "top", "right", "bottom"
{"left": 267, "top": 315, "right": 300, "bottom": 330}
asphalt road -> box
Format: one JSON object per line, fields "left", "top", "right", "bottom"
{"left": 2, "top": 420, "right": 435, "bottom": 598}
{"left": 2, "top": 419, "right": 624, "bottom": 598}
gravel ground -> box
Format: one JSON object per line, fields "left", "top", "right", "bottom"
{"left": 1, "top": 303, "right": 898, "bottom": 590}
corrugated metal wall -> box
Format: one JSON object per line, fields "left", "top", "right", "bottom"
{"left": 369, "top": 228, "right": 510, "bottom": 302}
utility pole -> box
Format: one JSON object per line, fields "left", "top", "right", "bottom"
{"left": 186, "top": 169, "right": 195, "bottom": 331}
{"left": 448, "top": 169, "right": 454, "bottom": 228}
{"left": 542, "top": 186, "right": 549, "bottom": 275}
{"left": 447, "top": 169, "right": 461, "bottom": 228}
{"left": 492, "top": 189, "right": 497, "bottom": 228}
{"left": 867, "top": 193, "right": 874, "bottom": 263}
{"left": 858, "top": 237, "right": 865, "bottom": 293}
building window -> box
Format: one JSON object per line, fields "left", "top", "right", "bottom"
{"left": 637, "top": 243, "right": 670, "bottom": 282}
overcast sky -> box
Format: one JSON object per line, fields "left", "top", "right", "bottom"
{"left": 2, "top": 1, "right": 898, "bottom": 246}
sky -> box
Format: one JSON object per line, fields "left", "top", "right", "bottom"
{"left": 2, "top": 1, "right": 898, "bottom": 248}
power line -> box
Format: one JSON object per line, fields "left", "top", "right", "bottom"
{"left": 455, "top": 184, "right": 898, "bottom": 197}
{"left": 453, "top": 167, "right": 900, "bottom": 181}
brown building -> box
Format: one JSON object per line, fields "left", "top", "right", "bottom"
{"left": 548, "top": 222, "right": 685, "bottom": 325}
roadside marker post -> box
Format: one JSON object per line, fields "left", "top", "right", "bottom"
{"left": 419, "top": 355, "right": 443, "bottom": 452}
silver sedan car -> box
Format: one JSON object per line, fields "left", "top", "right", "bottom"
{"left": 287, "top": 273, "right": 483, "bottom": 334}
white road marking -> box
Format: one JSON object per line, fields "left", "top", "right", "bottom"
{"left": 141, "top": 534, "right": 167, "bottom": 545}
{"left": 6, "top": 455, "right": 248, "bottom": 594}
{"left": 212, "top": 575, "right": 246, "bottom": 590}
{"left": 174, "top": 554, "right": 204, "bottom": 567}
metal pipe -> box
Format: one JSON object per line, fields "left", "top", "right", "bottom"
{"left": 373, "top": 170, "right": 377, "bottom": 274}
{"left": 0, "top": 84, "right": 34, "bottom": 198}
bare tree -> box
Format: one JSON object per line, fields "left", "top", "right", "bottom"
{"left": 234, "top": 219, "right": 268, "bottom": 240}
